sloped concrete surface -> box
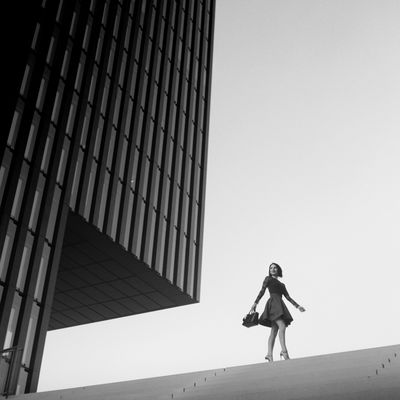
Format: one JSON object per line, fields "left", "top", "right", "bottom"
{"left": 13, "top": 344, "right": 399, "bottom": 400}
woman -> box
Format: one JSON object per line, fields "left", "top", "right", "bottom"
{"left": 251, "top": 263, "right": 305, "bottom": 361}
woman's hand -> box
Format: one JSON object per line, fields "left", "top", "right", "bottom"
{"left": 298, "top": 306, "right": 306, "bottom": 312}
{"left": 250, "top": 303, "right": 257, "bottom": 312}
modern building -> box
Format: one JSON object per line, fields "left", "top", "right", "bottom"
{"left": 0, "top": 0, "right": 214, "bottom": 395}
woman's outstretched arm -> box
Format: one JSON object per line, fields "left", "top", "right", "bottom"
{"left": 283, "top": 285, "right": 306, "bottom": 311}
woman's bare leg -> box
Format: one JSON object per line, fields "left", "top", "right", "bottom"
{"left": 275, "top": 319, "right": 289, "bottom": 357}
{"left": 267, "top": 323, "right": 278, "bottom": 360}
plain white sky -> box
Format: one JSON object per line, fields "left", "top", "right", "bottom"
{"left": 39, "top": 0, "right": 400, "bottom": 391}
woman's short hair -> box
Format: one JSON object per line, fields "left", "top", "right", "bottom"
{"left": 268, "top": 263, "right": 283, "bottom": 277}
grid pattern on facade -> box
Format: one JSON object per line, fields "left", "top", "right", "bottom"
{"left": 0, "top": 0, "right": 214, "bottom": 394}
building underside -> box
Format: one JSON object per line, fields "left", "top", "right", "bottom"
{"left": 51, "top": 210, "right": 196, "bottom": 330}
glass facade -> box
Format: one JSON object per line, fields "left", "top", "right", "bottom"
{"left": 0, "top": 0, "right": 214, "bottom": 394}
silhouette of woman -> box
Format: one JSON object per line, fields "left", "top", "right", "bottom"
{"left": 251, "top": 263, "right": 305, "bottom": 361}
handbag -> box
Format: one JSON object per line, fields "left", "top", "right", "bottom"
{"left": 242, "top": 310, "right": 259, "bottom": 327}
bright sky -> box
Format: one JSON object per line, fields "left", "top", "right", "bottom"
{"left": 39, "top": 0, "right": 400, "bottom": 391}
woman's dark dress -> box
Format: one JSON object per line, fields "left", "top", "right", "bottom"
{"left": 255, "top": 276, "right": 299, "bottom": 327}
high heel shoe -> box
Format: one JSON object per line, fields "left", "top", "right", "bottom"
{"left": 265, "top": 354, "right": 273, "bottom": 362}
{"left": 280, "top": 350, "right": 290, "bottom": 360}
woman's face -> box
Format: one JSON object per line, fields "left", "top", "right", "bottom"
{"left": 269, "top": 264, "right": 278, "bottom": 276}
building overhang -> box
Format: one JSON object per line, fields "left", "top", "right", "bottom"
{"left": 48, "top": 211, "right": 196, "bottom": 330}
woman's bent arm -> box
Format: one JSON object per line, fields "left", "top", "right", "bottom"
{"left": 254, "top": 276, "right": 270, "bottom": 304}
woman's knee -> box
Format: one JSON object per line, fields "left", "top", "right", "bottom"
{"left": 276, "top": 319, "right": 286, "bottom": 331}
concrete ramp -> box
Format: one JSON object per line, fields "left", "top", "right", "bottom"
{"left": 14, "top": 344, "right": 399, "bottom": 400}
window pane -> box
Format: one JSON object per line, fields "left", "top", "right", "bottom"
{"left": 106, "top": 128, "right": 116, "bottom": 170}
{"left": 118, "top": 137, "right": 128, "bottom": 180}
{"left": 131, "top": 198, "right": 145, "bottom": 257}
{"left": 69, "top": 149, "right": 83, "bottom": 210}
{"left": 61, "top": 46, "right": 71, "bottom": 79}
{"left": 113, "top": 87, "right": 122, "bottom": 127}
{"left": 45, "top": 186, "right": 62, "bottom": 243}
{"left": 81, "top": 104, "right": 92, "bottom": 150}
{"left": 74, "top": 54, "right": 86, "bottom": 92}
{"left": 177, "top": 234, "right": 187, "bottom": 289}
{"left": 65, "top": 94, "right": 78, "bottom": 136}
{"left": 110, "top": 181, "right": 122, "bottom": 240}
{"left": 101, "top": 0, "right": 109, "bottom": 26}
{"left": 11, "top": 162, "right": 29, "bottom": 221}
{"left": 16, "top": 368, "right": 28, "bottom": 396}
{"left": 155, "top": 218, "right": 167, "bottom": 274}
{"left": 0, "top": 221, "right": 17, "bottom": 282}
{"left": 144, "top": 208, "right": 156, "bottom": 265}
{"left": 51, "top": 82, "right": 64, "bottom": 125}
{"left": 191, "top": 203, "right": 199, "bottom": 243}
{"left": 100, "top": 77, "right": 110, "bottom": 116}
{"left": 20, "top": 63, "right": 32, "bottom": 97}
{"left": 121, "top": 190, "right": 134, "bottom": 249}
{"left": 96, "top": 169, "right": 110, "bottom": 230}
{"left": 107, "top": 40, "right": 116, "bottom": 75}
{"left": 35, "top": 75, "right": 49, "bottom": 112}
{"left": 16, "top": 232, "right": 34, "bottom": 292}
{"left": 25, "top": 113, "right": 40, "bottom": 162}
{"left": 83, "top": 161, "right": 97, "bottom": 220}
{"left": 113, "top": 5, "right": 121, "bottom": 38}
{"left": 186, "top": 242, "right": 196, "bottom": 297}
{"left": 22, "top": 303, "right": 40, "bottom": 365}
{"left": 88, "top": 65, "right": 98, "bottom": 104}
{"left": 56, "top": 136, "right": 70, "bottom": 186}
{"left": 7, "top": 109, "right": 23, "bottom": 149}
{"left": 82, "top": 17, "right": 93, "bottom": 51}
{"left": 4, "top": 292, "right": 22, "bottom": 348}
{"left": 69, "top": 11, "right": 77, "bottom": 37}
{"left": 93, "top": 116, "right": 104, "bottom": 160}
{"left": 0, "top": 148, "right": 13, "bottom": 207}
{"left": 41, "top": 126, "right": 55, "bottom": 174}
{"left": 31, "top": 23, "right": 40, "bottom": 51}
{"left": 166, "top": 226, "right": 177, "bottom": 282}
{"left": 29, "top": 174, "right": 45, "bottom": 232}
{"left": 34, "top": 243, "right": 51, "bottom": 302}
{"left": 119, "top": 52, "right": 127, "bottom": 87}
{"left": 95, "top": 28, "right": 105, "bottom": 63}
{"left": 56, "top": 0, "right": 64, "bottom": 23}
{"left": 46, "top": 35, "right": 56, "bottom": 65}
